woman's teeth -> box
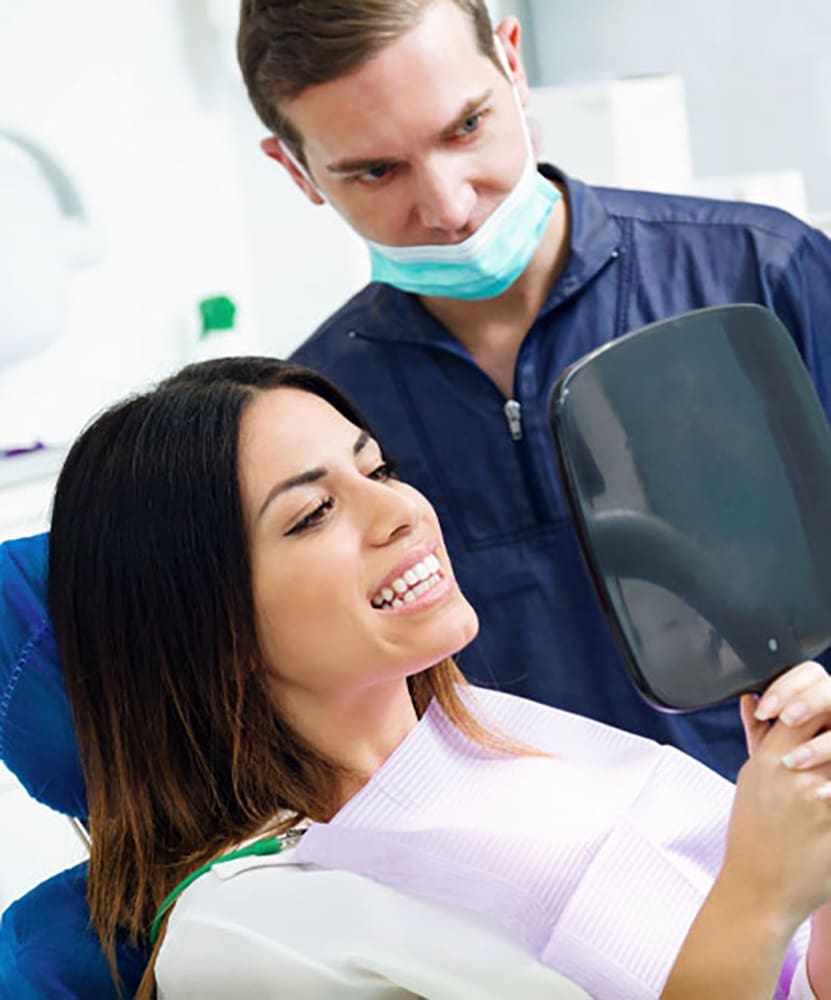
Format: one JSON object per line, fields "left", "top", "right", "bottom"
{"left": 371, "top": 554, "right": 442, "bottom": 609}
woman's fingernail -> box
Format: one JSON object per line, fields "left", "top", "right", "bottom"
{"left": 815, "top": 784, "right": 831, "bottom": 801}
{"left": 782, "top": 746, "right": 813, "bottom": 769}
{"left": 755, "top": 695, "right": 778, "bottom": 720}
{"left": 781, "top": 702, "right": 808, "bottom": 726}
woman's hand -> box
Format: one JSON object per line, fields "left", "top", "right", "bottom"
{"left": 663, "top": 662, "right": 831, "bottom": 998}
{"left": 746, "top": 659, "right": 831, "bottom": 768}
{"left": 727, "top": 660, "right": 831, "bottom": 923}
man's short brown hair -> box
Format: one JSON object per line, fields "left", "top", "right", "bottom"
{"left": 237, "top": 0, "right": 500, "bottom": 162}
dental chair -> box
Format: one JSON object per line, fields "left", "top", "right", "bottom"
{"left": 0, "top": 532, "right": 148, "bottom": 997}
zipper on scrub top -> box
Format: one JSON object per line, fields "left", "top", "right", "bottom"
{"left": 504, "top": 399, "right": 523, "bottom": 441}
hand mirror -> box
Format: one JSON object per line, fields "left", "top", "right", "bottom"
{"left": 549, "top": 304, "right": 831, "bottom": 710}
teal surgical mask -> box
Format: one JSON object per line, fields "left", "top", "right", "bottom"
{"left": 366, "top": 146, "right": 559, "bottom": 300}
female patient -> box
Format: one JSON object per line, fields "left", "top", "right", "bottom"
{"left": 49, "top": 356, "right": 831, "bottom": 999}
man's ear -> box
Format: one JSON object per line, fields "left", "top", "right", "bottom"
{"left": 260, "top": 137, "right": 326, "bottom": 206}
{"left": 494, "top": 17, "right": 530, "bottom": 106}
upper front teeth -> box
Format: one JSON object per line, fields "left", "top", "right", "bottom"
{"left": 372, "top": 554, "right": 441, "bottom": 608}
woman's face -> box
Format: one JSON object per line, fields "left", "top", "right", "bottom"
{"left": 238, "top": 387, "right": 479, "bottom": 698}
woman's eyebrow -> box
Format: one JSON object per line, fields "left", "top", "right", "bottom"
{"left": 258, "top": 468, "right": 326, "bottom": 519}
{"left": 353, "top": 430, "right": 371, "bottom": 455}
{"left": 258, "top": 431, "right": 373, "bottom": 518}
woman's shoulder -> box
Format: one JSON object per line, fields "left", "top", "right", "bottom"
{"left": 155, "top": 836, "right": 587, "bottom": 999}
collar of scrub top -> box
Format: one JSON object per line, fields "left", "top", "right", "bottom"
{"left": 548, "top": 303, "right": 831, "bottom": 711}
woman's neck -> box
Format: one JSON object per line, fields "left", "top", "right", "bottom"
{"left": 272, "top": 677, "right": 419, "bottom": 809}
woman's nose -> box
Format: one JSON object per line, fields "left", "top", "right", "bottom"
{"left": 366, "top": 482, "right": 422, "bottom": 547}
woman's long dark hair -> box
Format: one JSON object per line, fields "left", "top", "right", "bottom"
{"left": 48, "top": 357, "right": 519, "bottom": 995}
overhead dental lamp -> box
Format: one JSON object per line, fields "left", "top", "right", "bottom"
{"left": 0, "top": 128, "right": 100, "bottom": 371}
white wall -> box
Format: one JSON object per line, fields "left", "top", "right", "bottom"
{"left": 526, "top": 0, "right": 831, "bottom": 216}
{"left": 487, "top": 0, "right": 528, "bottom": 21}
{"left": 0, "top": 0, "right": 369, "bottom": 913}
{"left": 0, "top": 0, "right": 369, "bottom": 454}
{"left": 0, "top": 1, "right": 250, "bottom": 447}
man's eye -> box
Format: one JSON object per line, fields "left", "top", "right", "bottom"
{"left": 357, "top": 163, "right": 394, "bottom": 183}
{"left": 369, "top": 460, "right": 398, "bottom": 482}
{"left": 285, "top": 497, "right": 335, "bottom": 536}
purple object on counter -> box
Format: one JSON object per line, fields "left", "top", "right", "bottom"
{"left": 295, "top": 687, "right": 807, "bottom": 998}
{"left": 2, "top": 441, "right": 45, "bottom": 458}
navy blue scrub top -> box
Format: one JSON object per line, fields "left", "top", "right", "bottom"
{"left": 293, "top": 165, "right": 831, "bottom": 780}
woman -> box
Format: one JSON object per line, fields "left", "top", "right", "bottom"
{"left": 49, "top": 356, "right": 831, "bottom": 998}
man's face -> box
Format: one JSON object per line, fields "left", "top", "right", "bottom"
{"left": 272, "top": 1, "right": 530, "bottom": 248}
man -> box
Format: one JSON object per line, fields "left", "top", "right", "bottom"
{"left": 237, "top": 0, "right": 831, "bottom": 779}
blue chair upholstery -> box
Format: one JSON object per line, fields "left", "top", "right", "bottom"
{"left": 0, "top": 863, "right": 147, "bottom": 999}
{"left": 0, "top": 533, "right": 84, "bottom": 817}
{"left": 0, "top": 533, "right": 150, "bottom": 995}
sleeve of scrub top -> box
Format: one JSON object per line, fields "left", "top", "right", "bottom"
{"left": 770, "top": 224, "right": 831, "bottom": 422}
{"left": 153, "top": 857, "right": 588, "bottom": 1000}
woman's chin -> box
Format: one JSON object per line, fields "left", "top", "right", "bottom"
{"left": 441, "top": 596, "right": 480, "bottom": 656}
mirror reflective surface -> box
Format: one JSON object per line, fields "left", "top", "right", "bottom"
{"left": 550, "top": 304, "right": 831, "bottom": 710}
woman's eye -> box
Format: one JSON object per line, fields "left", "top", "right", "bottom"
{"left": 369, "top": 460, "right": 398, "bottom": 482}
{"left": 285, "top": 497, "right": 335, "bottom": 536}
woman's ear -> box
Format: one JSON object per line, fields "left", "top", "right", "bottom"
{"left": 260, "top": 137, "right": 326, "bottom": 206}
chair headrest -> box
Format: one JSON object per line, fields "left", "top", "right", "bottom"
{"left": 0, "top": 533, "right": 86, "bottom": 817}
{"left": 0, "top": 862, "right": 148, "bottom": 997}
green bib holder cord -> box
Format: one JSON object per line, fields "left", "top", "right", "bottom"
{"left": 149, "top": 835, "right": 288, "bottom": 946}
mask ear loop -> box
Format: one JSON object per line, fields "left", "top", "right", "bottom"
{"left": 493, "top": 33, "right": 514, "bottom": 81}
{"left": 492, "top": 35, "right": 537, "bottom": 169}
{"left": 278, "top": 140, "right": 326, "bottom": 203}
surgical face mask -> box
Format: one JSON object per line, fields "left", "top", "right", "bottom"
{"left": 366, "top": 140, "right": 559, "bottom": 300}
{"left": 280, "top": 40, "right": 561, "bottom": 300}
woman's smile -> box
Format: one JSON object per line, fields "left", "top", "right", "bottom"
{"left": 370, "top": 547, "right": 446, "bottom": 610}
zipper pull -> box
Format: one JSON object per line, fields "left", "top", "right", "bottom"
{"left": 504, "top": 399, "right": 522, "bottom": 441}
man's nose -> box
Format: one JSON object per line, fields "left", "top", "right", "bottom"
{"left": 413, "top": 160, "right": 476, "bottom": 235}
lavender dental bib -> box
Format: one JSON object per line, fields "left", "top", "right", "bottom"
{"left": 294, "top": 687, "right": 804, "bottom": 998}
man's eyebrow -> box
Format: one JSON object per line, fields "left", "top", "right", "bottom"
{"left": 439, "top": 89, "right": 493, "bottom": 140}
{"left": 258, "top": 431, "right": 373, "bottom": 518}
{"left": 326, "top": 154, "right": 393, "bottom": 177}
{"left": 325, "top": 91, "right": 493, "bottom": 176}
